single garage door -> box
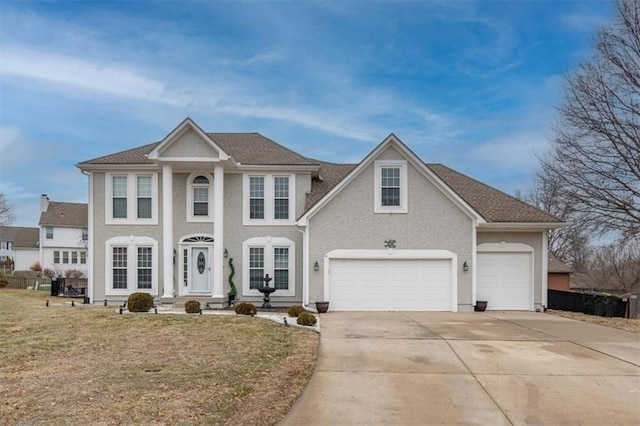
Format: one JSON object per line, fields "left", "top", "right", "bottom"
{"left": 328, "top": 258, "right": 452, "bottom": 311}
{"left": 477, "top": 252, "right": 532, "bottom": 310}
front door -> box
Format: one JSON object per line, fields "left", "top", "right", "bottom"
{"left": 190, "top": 246, "right": 211, "bottom": 294}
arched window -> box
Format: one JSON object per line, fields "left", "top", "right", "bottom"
{"left": 187, "top": 173, "right": 214, "bottom": 222}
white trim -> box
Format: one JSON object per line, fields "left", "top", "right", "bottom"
{"left": 105, "top": 172, "right": 159, "bottom": 225}
{"left": 242, "top": 237, "right": 296, "bottom": 297}
{"left": 324, "top": 249, "right": 458, "bottom": 312}
{"left": 471, "top": 219, "right": 477, "bottom": 305}
{"left": 374, "top": 160, "right": 408, "bottom": 213}
{"left": 104, "top": 236, "right": 158, "bottom": 296}
{"left": 186, "top": 172, "right": 215, "bottom": 223}
{"left": 147, "top": 118, "right": 230, "bottom": 161}
{"left": 478, "top": 222, "right": 565, "bottom": 231}
{"left": 477, "top": 242, "right": 534, "bottom": 253}
{"left": 243, "top": 174, "right": 296, "bottom": 226}
{"left": 542, "top": 232, "right": 549, "bottom": 308}
{"left": 476, "top": 242, "right": 535, "bottom": 311}
{"left": 213, "top": 165, "right": 225, "bottom": 298}
{"left": 86, "top": 171, "right": 94, "bottom": 303}
{"left": 177, "top": 234, "right": 215, "bottom": 297}
{"left": 162, "top": 165, "right": 174, "bottom": 298}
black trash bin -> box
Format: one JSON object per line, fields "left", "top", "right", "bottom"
{"left": 50, "top": 278, "right": 58, "bottom": 297}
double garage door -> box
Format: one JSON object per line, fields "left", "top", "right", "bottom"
{"left": 328, "top": 258, "right": 453, "bottom": 311}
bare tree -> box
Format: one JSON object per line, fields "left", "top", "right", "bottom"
{"left": 543, "top": 0, "right": 640, "bottom": 241}
{"left": 0, "top": 193, "right": 14, "bottom": 226}
{"left": 517, "top": 174, "right": 592, "bottom": 271}
{"left": 590, "top": 241, "right": 640, "bottom": 293}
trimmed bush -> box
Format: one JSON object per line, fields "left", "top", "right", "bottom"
{"left": 185, "top": 300, "right": 201, "bottom": 314}
{"left": 287, "top": 305, "right": 306, "bottom": 317}
{"left": 234, "top": 302, "right": 257, "bottom": 316}
{"left": 127, "top": 292, "right": 154, "bottom": 312}
{"left": 296, "top": 312, "right": 317, "bottom": 326}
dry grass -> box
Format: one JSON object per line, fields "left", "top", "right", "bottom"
{"left": 0, "top": 289, "right": 319, "bottom": 425}
{"left": 547, "top": 309, "right": 640, "bottom": 334}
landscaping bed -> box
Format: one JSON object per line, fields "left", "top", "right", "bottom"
{"left": 0, "top": 289, "right": 319, "bottom": 425}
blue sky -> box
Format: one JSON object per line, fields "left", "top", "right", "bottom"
{"left": 0, "top": 0, "right": 612, "bottom": 226}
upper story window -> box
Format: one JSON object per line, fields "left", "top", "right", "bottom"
{"left": 82, "top": 228, "right": 88, "bottom": 241}
{"left": 374, "top": 160, "right": 408, "bottom": 213}
{"left": 45, "top": 226, "right": 53, "bottom": 239}
{"left": 187, "top": 173, "right": 214, "bottom": 222}
{"left": 106, "top": 173, "right": 158, "bottom": 225}
{"left": 243, "top": 174, "right": 295, "bottom": 225}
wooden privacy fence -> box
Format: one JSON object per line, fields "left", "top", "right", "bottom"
{"left": 6, "top": 276, "right": 52, "bottom": 290}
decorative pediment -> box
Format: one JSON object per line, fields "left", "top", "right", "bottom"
{"left": 146, "top": 117, "right": 229, "bottom": 162}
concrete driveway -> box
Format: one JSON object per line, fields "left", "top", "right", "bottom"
{"left": 281, "top": 312, "right": 640, "bottom": 425}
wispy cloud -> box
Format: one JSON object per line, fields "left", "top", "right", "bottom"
{"left": 1, "top": 46, "right": 183, "bottom": 105}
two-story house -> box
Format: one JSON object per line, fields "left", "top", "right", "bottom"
{"left": 12, "top": 227, "right": 40, "bottom": 271}
{"left": 0, "top": 225, "right": 18, "bottom": 263}
{"left": 78, "top": 118, "right": 562, "bottom": 311}
{"left": 39, "top": 195, "right": 89, "bottom": 277}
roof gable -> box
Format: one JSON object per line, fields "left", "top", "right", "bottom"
{"left": 147, "top": 117, "right": 229, "bottom": 162}
{"left": 298, "top": 134, "right": 482, "bottom": 225}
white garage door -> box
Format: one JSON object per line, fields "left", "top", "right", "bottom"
{"left": 328, "top": 258, "right": 452, "bottom": 311}
{"left": 477, "top": 252, "right": 532, "bottom": 310}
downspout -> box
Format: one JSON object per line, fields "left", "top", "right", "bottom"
{"left": 296, "top": 220, "right": 318, "bottom": 313}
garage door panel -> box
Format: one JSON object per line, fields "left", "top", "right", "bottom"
{"left": 329, "top": 258, "right": 452, "bottom": 311}
{"left": 477, "top": 252, "right": 532, "bottom": 311}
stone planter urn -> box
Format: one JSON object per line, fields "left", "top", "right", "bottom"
{"left": 315, "top": 301, "right": 330, "bottom": 313}
{"left": 474, "top": 301, "right": 488, "bottom": 312}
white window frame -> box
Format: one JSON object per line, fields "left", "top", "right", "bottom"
{"left": 105, "top": 236, "right": 158, "bottom": 296}
{"left": 374, "top": 160, "right": 408, "bottom": 213}
{"left": 45, "top": 227, "right": 53, "bottom": 239}
{"left": 186, "top": 172, "right": 214, "bottom": 222}
{"left": 242, "top": 237, "right": 295, "bottom": 297}
{"left": 106, "top": 173, "right": 158, "bottom": 225}
{"left": 243, "top": 174, "right": 295, "bottom": 225}
{"left": 53, "top": 250, "right": 60, "bottom": 264}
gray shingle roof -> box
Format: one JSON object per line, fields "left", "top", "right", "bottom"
{"left": 39, "top": 202, "right": 88, "bottom": 227}
{"left": 13, "top": 227, "right": 39, "bottom": 249}
{"left": 548, "top": 254, "right": 572, "bottom": 273}
{"left": 0, "top": 226, "right": 19, "bottom": 242}
{"left": 79, "top": 134, "right": 318, "bottom": 166}
{"left": 427, "top": 164, "right": 561, "bottom": 223}
{"left": 305, "top": 162, "right": 358, "bottom": 211}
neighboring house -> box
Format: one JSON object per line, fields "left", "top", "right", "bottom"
{"left": 13, "top": 227, "right": 40, "bottom": 271}
{"left": 0, "top": 225, "right": 18, "bottom": 262}
{"left": 77, "top": 118, "right": 563, "bottom": 311}
{"left": 547, "top": 254, "right": 572, "bottom": 292}
{"left": 39, "top": 195, "right": 88, "bottom": 277}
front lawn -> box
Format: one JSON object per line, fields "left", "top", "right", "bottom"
{"left": 0, "top": 290, "right": 319, "bottom": 425}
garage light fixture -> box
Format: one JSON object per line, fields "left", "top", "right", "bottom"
{"left": 463, "top": 261, "right": 469, "bottom": 272}
{"left": 314, "top": 261, "right": 319, "bottom": 272}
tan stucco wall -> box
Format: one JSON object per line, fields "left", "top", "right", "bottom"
{"left": 160, "top": 129, "right": 220, "bottom": 159}
{"left": 307, "top": 146, "right": 474, "bottom": 309}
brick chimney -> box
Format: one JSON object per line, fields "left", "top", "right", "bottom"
{"left": 40, "top": 194, "right": 49, "bottom": 213}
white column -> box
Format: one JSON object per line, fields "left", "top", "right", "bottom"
{"left": 213, "top": 164, "right": 224, "bottom": 297}
{"left": 162, "top": 164, "right": 174, "bottom": 298}
{"left": 542, "top": 231, "right": 549, "bottom": 308}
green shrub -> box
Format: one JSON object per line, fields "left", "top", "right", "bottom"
{"left": 297, "top": 312, "right": 317, "bottom": 326}
{"left": 234, "top": 302, "right": 257, "bottom": 316}
{"left": 127, "top": 292, "right": 154, "bottom": 312}
{"left": 287, "top": 305, "right": 306, "bottom": 317}
{"left": 185, "top": 300, "right": 201, "bottom": 314}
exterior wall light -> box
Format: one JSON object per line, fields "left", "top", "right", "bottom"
{"left": 224, "top": 248, "right": 229, "bottom": 258}
{"left": 463, "top": 261, "right": 469, "bottom": 272}
{"left": 314, "top": 261, "right": 319, "bottom": 272}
